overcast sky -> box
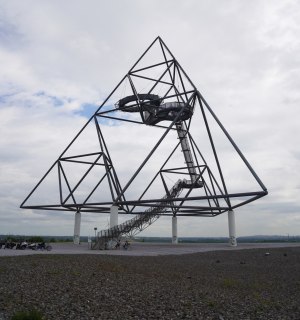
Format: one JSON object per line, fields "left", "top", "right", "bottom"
{"left": 1, "top": 0, "right": 299, "bottom": 238}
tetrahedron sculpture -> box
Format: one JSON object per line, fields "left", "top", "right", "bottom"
{"left": 21, "top": 37, "right": 268, "bottom": 248}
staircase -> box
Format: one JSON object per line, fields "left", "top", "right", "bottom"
{"left": 92, "top": 121, "right": 204, "bottom": 250}
{"left": 92, "top": 179, "right": 183, "bottom": 250}
{"left": 176, "top": 122, "right": 203, "bottom": 188}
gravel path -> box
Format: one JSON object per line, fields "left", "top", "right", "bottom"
{"left": 0, "top": 246, "right": 299, "bottom": 319}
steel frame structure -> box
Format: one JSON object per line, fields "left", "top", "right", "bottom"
{"left": 21, "top": 37, "right": 268, "bottom": 218}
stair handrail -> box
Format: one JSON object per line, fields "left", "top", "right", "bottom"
{"left": 95, "top": 179, "right": 183, "bottom": 244}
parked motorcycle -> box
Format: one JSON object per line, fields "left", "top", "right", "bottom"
{"left": 15, "top": 241, "right": 52, "bottom": 251}
{"left": 29, "top": 242, "right": 52, "bottom": 251}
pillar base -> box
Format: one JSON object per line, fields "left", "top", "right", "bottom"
{"left": 73, "top": 235, "right": 80, "bottom": 245}
{"left": 229, "top": 236, "right": 237, "bottom": 247}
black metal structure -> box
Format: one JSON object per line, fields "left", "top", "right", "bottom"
{"left": 21, "top": 37, "right": 267, "bottom": 237}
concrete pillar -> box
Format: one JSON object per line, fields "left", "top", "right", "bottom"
{"left": 172, "top": 216, "right": 178, "bottom": 244}
{"left": 110, "top": 205, "right": 118, "bottom": 228}
{"left": 228, "top": 210, "right": 237, "bottom": 247}
{"left": 73, "top": 211, "right": 81, "bottom": 245}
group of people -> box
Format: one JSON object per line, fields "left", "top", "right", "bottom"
{"left": 115, "top": 239, "right": 130, "bottom": 250}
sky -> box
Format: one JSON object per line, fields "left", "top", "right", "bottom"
{"left": 0, "top": 0, "right": 300, "bottom": 238}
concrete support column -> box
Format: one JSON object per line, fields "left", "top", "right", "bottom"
{"left": 228, "top": 210, "right": 237, "bottom": 247}
{"left": 172, "top": 216, "right": 178, "bottom": 244}
{"left": 73, "top": 211, "right": 81, "bottom": 245}
{"left": 110, "top": 205, "right": 118, "bottom": 228}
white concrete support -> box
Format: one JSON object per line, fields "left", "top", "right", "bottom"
{"left": 172, "top": 216, "right": 178, "bottom": 244}
{"left": 110, "top": 205, "right": 118, "bottom": 228}
{"left": 73, "top": 211, "right": 81, "bottom": 245}
{"left": 228, "top": 210, "right": 237, "bottom": 247}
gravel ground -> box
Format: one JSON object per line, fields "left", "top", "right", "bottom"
{"left": 0, "top": 246, "right": 299, "bottom": 320}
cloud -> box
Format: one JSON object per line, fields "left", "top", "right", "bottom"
{"left": 0, "top": 0, "right": 300, "bottom": 237}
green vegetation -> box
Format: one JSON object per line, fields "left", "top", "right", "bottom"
{"left": 27, "top": 236, "right": 44, "bottom": 243}
{"left": 46, "top": 269, "right": 61, "bottom": 275}
{"left": 0, "top": 235, "right": 76, "bottom": 243}
{"left": 4, "top": 236, "right": 18, "bottom": 242}
{"left": 0, "top": 266, "right": 7, "bottom": 273}
{"left": 11, "top": 309, "right": 44, "bottom": 320}
{"left": 221, "top": 277, "right": 239, "bottom": 289}
{"left": 1, "top": 235, "right": 44, "bottom": 243}
{"left": 204, "top": 297, "right": 221, "bottom": 310}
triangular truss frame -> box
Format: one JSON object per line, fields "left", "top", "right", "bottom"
{"left": 21, "top": 37, "right": 268, "bottom": 217}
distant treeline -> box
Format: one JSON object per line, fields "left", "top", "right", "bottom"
{"left": 134, "top": 235, "right": 300, "bottom": 243}
{"left": 0, "top": 235, "right": 74, "bottom": 243}
{"left": 1, "top": 235, "right": 299, "bottom": 243}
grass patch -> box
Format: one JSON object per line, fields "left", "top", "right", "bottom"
{"left": 11, "top": 309, "right": 44, "bottom": 320}
{"left": 97, "top": 261, "right": 128, "bottom": 273}
{"left": 46, "top": 269, "right": 61, "bottom": 275}
{"left": 221, "top": 277, "right": 239, "bottom": 289}
{"left": 0, "top": 266, "right": 7, "bottom": 273}
{"left": 207, "top": 299, "right": 217, "bottom": 308}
